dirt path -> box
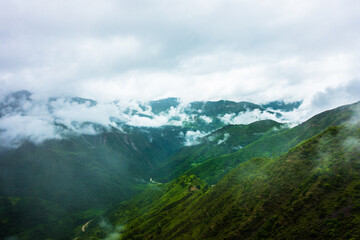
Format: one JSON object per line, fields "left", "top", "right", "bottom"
{"left": 82, "top": 220, "right": 93, "bottom": 232}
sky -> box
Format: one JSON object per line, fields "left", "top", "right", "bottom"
{"left": 0, "top": 0, "right": 360, "bottom": 107}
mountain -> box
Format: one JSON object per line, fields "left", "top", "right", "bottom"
{"left": 148, "top": 97, "right": 180, "bottom": 114}
{"left": 80, "top": 120, "right": 360, "bottom": 240}
{"left": 0, "top": 125, "right": 186, "bottom": 239}
{"left": 261, "top": 100, "right": 303, "bottom": 112}
{"left": 0, "top": 90, "right": 32, "bottom": 118}
{"left": 0, "top": 125, "right": 187, "bottom": 207}
{"left": 154, "top": 120, "right": 286, "bottom": 182}
{"left": 184, "top": 101, "right": 357, "bottom": 184}
{"left": 1, "top": 91, "right": 358, "bottom": 239}
{"left": 0, "top": 196, "right": 75, "bottom": 239}
{"left": 0, "top": 92, "right": 303, "bottom": 239}
{"left": 0, "top": 91, "right": 302, "bottom": 146}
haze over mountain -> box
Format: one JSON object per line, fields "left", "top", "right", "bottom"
{"left": 1, "top": 98, "right": 359, "bottom": 239}
{"left": 1, "top": 1, "right": 360, "bottom": 108}
{"left": 1, "top": 1, "right": 360, "bottom": 239}
{"left": 0, "top": 90, "right": 303, "bottom": 149}
{"left": 77, "top": 101, "right": 360, "bottom": 240}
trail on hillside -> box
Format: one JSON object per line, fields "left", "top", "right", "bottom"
{"left": 82, "top": 220, "right": 93, "bottom": 232}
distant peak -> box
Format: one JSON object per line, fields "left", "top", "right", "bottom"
{"left": 261, "top": 100, "right": 302, "bottom": 112}
{"left": 5, "top": 90, "right": 32, "bottom": 101}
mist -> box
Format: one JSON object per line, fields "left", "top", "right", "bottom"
{"left": 0, "top": 91, "right": 311, "bottom": 148}
{"left": 1, "top": 1, "right": 360, "bottom": 239}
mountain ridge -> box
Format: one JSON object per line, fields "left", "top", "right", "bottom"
{"left": 0, "top": 98, "right": 359, "bottom": 239}
{"left": 0, "top": 90, "right": 303, "bottom": 149}
{"left": 80, "top": 121, "right": 360, "bottom": 239}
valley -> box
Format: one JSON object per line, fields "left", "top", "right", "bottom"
{"left": 0, "top": 93, "right": 359, "bottom": 239}
{"left": 2, "top": 1, "right": 359, "bottom": 239}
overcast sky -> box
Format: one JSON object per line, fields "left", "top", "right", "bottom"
{"left": 0, "top": 0, "right": 359, "bottom": 109}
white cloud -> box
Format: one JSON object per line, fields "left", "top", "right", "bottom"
{"left": 0, "top": 114, "right": 60, "bottom": 148}
{"left": 49, "top": 99, "right": 120, "bottom": 128}
{"left": 0, "top": 0, "right": 359, "bottom": 105}
{"left": 0, "top": 0, "right": 360, "bottom": 146}
{"left": 217, "top": 133, "right": 230, "bottom": 145}
{"left": 199, "top": 115, "right": 212, "bottom": 123}
{"left": 126, "top": 115, "right": 169, "bottom": 127}
{"left": 218, "top": 113, "right": 236, "bottom": 125}
{"left": 310, "top": 79, "right": 360, "bottom": 112}
{"left": 218, "top": 109, "right": 280, "bottom": 125}
{"left": 232, "top": 110, "right": 279, "bottom": 125}
{"left": 0, "top": 96, "right": 196, "bottom": 147}
{"left": 217, "top": 107, "right": 309, "bottom": 126}
{"left": 182, "top": 130, "right": 209, "bottom": 146}
{"left": 0, "top": 89, "right": 357, "bottom": 148}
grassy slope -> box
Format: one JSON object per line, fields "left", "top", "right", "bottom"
{"left": 155, "top": 120, "right": 285, "bottom": 182}
{"left": 0, "top": 197, "right": 75, "bottom": 240}
{"left": 78, "top": 101, "right": 360, "bottom": 239}
{"left": 113, "top": 124, "right": 360, "bottom": 240}
{"left": 2, "top": 102, "right": 359, "bottom": 239}
{"left": 186, "top": 102, "right": 358, "bottom": 184}
{"left": 0, "top": 126, "right": 185, "bottom": 239}
{"left": 78, "top": 175, "right": 208, "bottom": 239}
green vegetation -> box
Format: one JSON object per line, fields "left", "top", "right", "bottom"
{"left": 1, "top": 100, "right": 359, "bottom": 239}
{"left": 82, "top": 123, "right": 360, "bottom": 239}
{"left": 0, "top": 125, "right": 185, "bottom": 239}
{"left": 185, "top": 102, "right": 356, "bottom": 184}
{"left": 78, "top": 175, "right": 208, "bottom": 239}
{"left": 155, "top": 120, "right": 285, "bottom": 181}
{"left": 0, "top": 197, "right": 74, "bottom": 239}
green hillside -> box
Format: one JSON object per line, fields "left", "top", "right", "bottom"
{"left": 155, "top": 120, "right": 285, "bottom": 181}
{"left": 1, "top": 100, "right": 359, "bottom": 239}
{"left": 82, "top": 122, "right": 360, "bottom": 239}
{"left": 0, "top": 125, "right": 185, "bottom": 239}
{"left": 185, "top": 101, "right": 358, "bottom": 184}
{"left": 0, "top": 126, "right": 183, "bottom": 210}
{"left": 0, "top": 197, "right": 75, "bottom": 239}
{"left": 78, "top": 175, "right": 208, "bottom": 240}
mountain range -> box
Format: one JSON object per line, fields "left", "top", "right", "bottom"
{"left": 0, "top": 91, "right": 358, "bottom": 239}
{"left": 80, "top": 101, "right": 360, "bottom": 240}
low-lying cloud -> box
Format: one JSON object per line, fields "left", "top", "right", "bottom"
{"left": 0, "top": 92, "right": 310, "bottom": 148}
{"left": 99, "top": 219, "right": 123, "bottom": 240}
{"left": 219, "top": 109, "right": 281, "bottom": 125}
{"left": 181, "top": 130, "right": 210, "bottom": 146}
{"left": 0, "top": 114, "right": 61, "bottom": 148}
{"left": 0, "top": 1, "right": 359, "bottom": 149}
{"left": 217, "top": 133, "right": 230, "bottom": 145}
